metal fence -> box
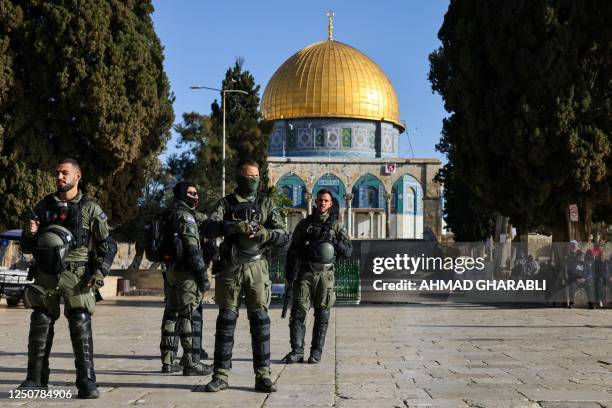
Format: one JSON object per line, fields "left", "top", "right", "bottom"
{"left": 268, "top": 259, "right": 361, "bottom": 303}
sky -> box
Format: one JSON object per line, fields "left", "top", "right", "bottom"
{"left": 151, "top": 0, "right": 450, "bottom": 162}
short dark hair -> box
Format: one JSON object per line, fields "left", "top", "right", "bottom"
{"left": 236, "top": 159, "right": 260, "bottom": 172}
{"left": 58, "top": 158, "right": 81, "bottom": 173}
{"left": 317, "top": 189, "right": 333, "bottom": 199}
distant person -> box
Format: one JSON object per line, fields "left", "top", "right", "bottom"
{"left": 158, "top": 182, "right": 215, "bottom": 376}
{"left": 525, "top": 254, "right": 540, "bottom": 277}
{"left": 590, "top": 242, "right": 608, "bottom": 308}
{"left": 202, "top": 159, "right": 289, "bottom": 393}
{"left": 281, "top": 189, "right": 352, "bottom": 365}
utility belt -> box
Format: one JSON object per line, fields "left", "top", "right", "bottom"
{"left": 301, "top": 261, "right": 334, "bottom": 273}
{"left": 38, "top": 259, "right": 87, "bottom": 275}
{"left": 230, "top": 245, "right": 263, "bottom": 265}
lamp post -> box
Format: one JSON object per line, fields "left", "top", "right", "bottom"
{"left": 190, "top": 86, "right": 248, "bottom": 196}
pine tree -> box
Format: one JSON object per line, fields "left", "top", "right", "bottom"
{"left": 210, "top": 58, "right": 272, "bottom": 191}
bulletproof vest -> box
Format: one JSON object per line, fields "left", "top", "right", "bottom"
{"left": 302, "top": 215, "right": 335, "bottom": 264}
{"left": 34, "top": 224, "right": 76, "bottom": 274}
{"left": 224, "top": 194, "right": 265, "bottom": 264}
{"left": 225, "top": 194, "right": 263, "bottom": 224}
{"left": 38, "top": 195, "right": 90, "bottom": 248}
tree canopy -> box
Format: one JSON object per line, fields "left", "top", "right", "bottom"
{"left": 429, "top": 0, "right": 611, "bottom": 241}
{"left": 0, "top": 0, "right": 174, "bottom": 230}
{"left": 210, "top": 58, "right": 272, "bottom": 189}
{"left": 168, "top": 59, "right": 271, "bottom": 205}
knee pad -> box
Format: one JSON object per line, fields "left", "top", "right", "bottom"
{"left": 67, "top": 309, "right": 90, "bottom": 324}
{"left": 191, "top": 304, "right": 202, "bottom": 321}
{"left": 162, "top": 310, "right": 178, "bottom": 321}
{"left": 314, "top": 308, "right": 330, "bottom": 323}
{"left": 31, "top": 309, "right": 53, "bottom": 326}
{"left": 248, "top": 310, "right": 271, "bottom": 335}
{"left": 217, "top": 308, "right": 238, "bottom": 329}
{"left": 290, "top": 306, "right": 307, "bottom": 322}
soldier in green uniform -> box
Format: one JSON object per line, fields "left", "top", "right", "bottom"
{"left": 19, "top": 158, "right": 117, "bottom": 399}
{"left": 282, "top": 189, "right": 352, "bottom": 364}
{"left": 201, "top": 159, "right": 288, "bottom": 393}
{"left": 159, "top": 182, "right": 214, "bottom": 376}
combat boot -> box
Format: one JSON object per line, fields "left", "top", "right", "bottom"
{"left": 309, "top": 308, "right": 330, "bottom": 364}
{"left": 19, "top": 310, "right": 54, "bottom": 389}
{"left": 183, "top": 362, "right": 213, "bottom": 376}
{"left": 68, "top": 310, "right": 99, "bottom": 399}
{"left": 204, "top": 378, "right": 228, "bottom": 392}
{"left": 255, "top": 377, "right": 277, "bottom": 393}
{"left": 281, "top": 308, "right": 306, "bottom": 364}
{"left": 161, "top": 362, "right": 181, "bottom": 373}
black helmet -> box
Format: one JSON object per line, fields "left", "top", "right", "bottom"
{"left": 34, "top": 225, "right": 75, "bottom": 274}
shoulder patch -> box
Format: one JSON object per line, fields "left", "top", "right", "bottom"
{"left": 99, "top": 212, "right": 108, "bottom": 222}
{"left": 183, "top": 214, "right": 196, "bottom": 225}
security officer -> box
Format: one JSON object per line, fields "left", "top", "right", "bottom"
{"left": 19, "top": 158, "right": 117, "bottom": 399}
{"left": 202, "top": 159, "right": 288, "bottom": 393}
{"left": 282, "top": 189, "right": 352, "bottom": 364}
{"left": 159, "top": 182, "right": 214, "bottom": 376}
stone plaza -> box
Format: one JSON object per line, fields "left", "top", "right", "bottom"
{"left": 0, "top": 297, "right": 610, "bottom": 407}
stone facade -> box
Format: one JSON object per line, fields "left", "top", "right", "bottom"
{"left": 267, "top": 156, "right": 442, "bottom": 239}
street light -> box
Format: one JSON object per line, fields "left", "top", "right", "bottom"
{"left": 190, "top": 85, "right": 248, "bottom": 197}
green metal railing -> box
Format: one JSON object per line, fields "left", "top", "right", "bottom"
{"left": 269, "top": 259, "right": 361, "bottom": 303}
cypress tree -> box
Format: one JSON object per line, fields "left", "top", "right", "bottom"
{"left": 0, "top": 0, "right": 174, "bottom": 229}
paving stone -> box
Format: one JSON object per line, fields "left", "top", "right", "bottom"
{"left": 0, "top": 298, "right": 610, "bottom": 407}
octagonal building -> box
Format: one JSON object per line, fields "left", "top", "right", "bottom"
{"left": 261, "top": 20, "right": 441, "bottom": 239}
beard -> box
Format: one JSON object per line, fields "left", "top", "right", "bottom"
{"left": 57, "top": 181, "right": 75, "bottom": 192}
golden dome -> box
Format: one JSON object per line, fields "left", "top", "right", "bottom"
{"left": 261, "top": 40, "right": 404, "bottom": 131}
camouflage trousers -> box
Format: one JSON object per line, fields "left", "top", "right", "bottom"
{"left": 160, "top": 269, "right": 203, "bottom": 367}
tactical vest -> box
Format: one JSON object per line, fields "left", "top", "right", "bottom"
{"left": 223, "top": 193, "right": 265, "bottom": 264}
{"left": 37, "top": 194, "right": 91, "bottom": 249}
{"left": 302, "top": 215, "right": 336, "bottom": 264}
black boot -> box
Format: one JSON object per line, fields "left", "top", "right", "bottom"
{"left": 281, "top": 307, "right": 305, "bottom": 364}
{"left": 309, "top": 308, "right": 330, "bottom": 364}
{"left": 68, "top": 310, "right": 99, "bottom": 399}
{"left": 19, "top": 310, "right": 54, "bottom": 389}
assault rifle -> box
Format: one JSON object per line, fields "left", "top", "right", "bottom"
{"left": 281, "top": 259, "right": 299, "bottom": 318}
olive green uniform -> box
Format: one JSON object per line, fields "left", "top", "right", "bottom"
{"left": 160, "top": 199, "right": 209, "bottom": 368}
{"left": 207, "top": 191, "right": 288, "bottom": 383}
{"left": 284, "top": 212, "right": 352, "bottom": 362}
{"left": 23, "top": 193, "right": 111, "bottom": 319}
{"left": 20, "top": 191, "right": 116, "bottom": 397}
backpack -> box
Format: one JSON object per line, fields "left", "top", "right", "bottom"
{"left": 144, "top": 208, "right": 175, "bottom": 263}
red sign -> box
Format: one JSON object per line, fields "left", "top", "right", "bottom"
{"left": 569, "top": 204, "right": 579, "bottom": 222}
{"left": 385, "top": 163, "right": 396, "bottom": 174}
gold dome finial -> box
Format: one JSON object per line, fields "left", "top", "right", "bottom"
{"left": 326, "top": 11, "right": 334, "bottom": 41}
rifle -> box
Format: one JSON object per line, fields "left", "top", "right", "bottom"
{"left": 281, "top": 281, "right": 292, "bottom": 319}
{"left": 281, "top": 259, "right": 299, "bottom": 319}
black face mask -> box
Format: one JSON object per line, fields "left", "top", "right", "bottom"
{"left": 236, "top": 175, "right": 260, "bottom": 197}
{"left": 184, "top": 195, "right": 199, "bottom": 209}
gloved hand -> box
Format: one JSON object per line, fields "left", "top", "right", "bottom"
{"left": 83, "top": 270, "right": 105, "bottom": 289}
{"left": 250, "top": 226, "right": 271, "bottom": 244}
{"left": 224, "top": 221, "right": 252, "bottom": 235}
